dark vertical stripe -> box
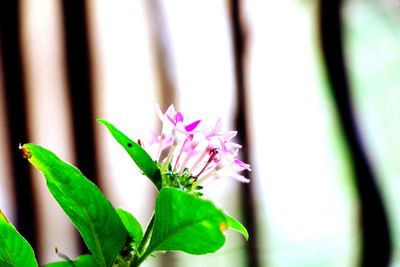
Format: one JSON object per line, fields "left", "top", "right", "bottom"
{"left": 228, "top": 1, "right": 261, "bottom": 266}
{"left": 143, "top": 1, "right": 177, "bottom": 266}
{"left": 0, "top": 0, "right": 39, "bottom": 255}
{"left": 60, "top": 0, "right": 99, "bottom": 254}
{"left": 318, "top": 1, "right": 392, "bottom": 266}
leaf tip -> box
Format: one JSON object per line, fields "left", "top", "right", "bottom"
{"left": 19, "top": 144, "right": 32, "bottom": 159}
{"left": 0, "top": 209, "right": 10, "bottom": 223}
{"left": 225, "top": 213, "right": 249, "bottom": 240}
{"left": 243, "top": 230, "right": 249, "bottom": 241}
{"left": 96, "top": 119, "right": 110, "bottom": 127}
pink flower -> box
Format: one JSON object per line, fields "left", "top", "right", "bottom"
{"left": 145, "top": 104, "right": 251, "bottom": 191}
{"left": 156, "top": 104, "right": 201, "bottom": 135}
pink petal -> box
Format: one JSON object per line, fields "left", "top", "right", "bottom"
{"left": 155, "top": 103, "right": 165, "bottom": 120}
{"left": 166, "top": 114, "right": 176, "bottom": 125}
{"left": 234, "top": 159, "right": 252, "bottom": 171}
{"left": 223, "top": 131, "right": 238, "bottom": 140}
{"left": 176, "top": 112, "right": 184, "bottom": 123}
{"left": 185, "top": 120, "right": 201, "bottom": 132}
{"left": 230, "top": 172, "right": 250, "bottom": 183}
{"left": 165, "top": 104, "right": 176, "bottom": 116}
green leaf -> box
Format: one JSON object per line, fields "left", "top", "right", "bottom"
{"left": 0, "top": 261, "right": 13, "bottom": 267}
{"left": 97, "top": 120, "right": 162, "bottom": 190}
{"left": 0, "top": 210, "right": 38, "bottom": 267}
{"left": 21, "top": 144, "right": 128, "bottom": 267}
{"left": 43, "top": 255, "right": 100, "bottom": 267}
{"left": 116, "top": 208, "right": 143, "bottom": 246}
{"left": 224, "top": 213, "right": 249, "bottom": 240}
{"left": 147, "top": 188, "right": 227, "bottom": 255}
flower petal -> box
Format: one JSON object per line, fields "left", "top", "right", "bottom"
{"left": 234, "top": 159, "right": 252, "bottom": 171}
{"left": 229, "top": 172, "right": 251, "bottom": 183}
{"left": 176, "top": 112, "right": 184, "bottom": 123}
{"left": 185, "top": 120, "right": 201, "bottom": 132}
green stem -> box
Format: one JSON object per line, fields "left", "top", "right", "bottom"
{"left": 132, "top": 244, "right": 155, "bottom": 267}
{"left": 131, "top": 215, "right": 155, "bottom": 266}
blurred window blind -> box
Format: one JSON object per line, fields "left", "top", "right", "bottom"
{"left": 1, "top": 0, "right": 399, "bottom": 266}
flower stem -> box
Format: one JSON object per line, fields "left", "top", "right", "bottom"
{"left": 131, "top": 214, "right": 155, "bottom": 266}
{"left": 132, "top": 244, "right": 155, "bottom": 267}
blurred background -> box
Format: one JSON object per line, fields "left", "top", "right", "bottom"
{"left": 1, "top": 0, "right": 400, "bottom": 266}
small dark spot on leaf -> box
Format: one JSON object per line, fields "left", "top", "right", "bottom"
{"left": 127, "top": 143, "right": 133, "bottom": 148}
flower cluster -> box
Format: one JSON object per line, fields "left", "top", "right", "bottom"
{"left": 142, "top": 104, "right": 251, "bottom": 193}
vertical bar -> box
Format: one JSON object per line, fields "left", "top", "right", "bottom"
{"left": 0, "top": 0, "right": 39, "bottom": 254}
{"left": 318, "top": 1, "right": 392, "bottom": 266}
{"left": 60, "top": 1, "right": 99, "bottom": 188}
{"left": 228, "top": 0, "right": 261, "bottom": 266}
{"left": 60, "top": 0, "right": 99, "bottom": 254}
